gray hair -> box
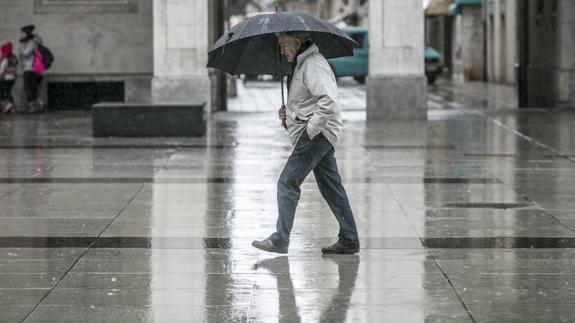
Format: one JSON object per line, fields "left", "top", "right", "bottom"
{"left": 286, "top": 31, "right": 312, "bottom": 44}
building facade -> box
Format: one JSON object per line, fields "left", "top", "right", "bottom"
{"left": 1, "top": 0, "right": 572, "bottom": 114}
{"left": 425, "top": 0, "right": 485, "bottom": 81}
{"left": 484, "top": 0, "right": 574, "bottom": 108}
{"left": 0, "top": 0, "right": 227, "bottom": 112}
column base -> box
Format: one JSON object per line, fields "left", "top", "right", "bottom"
{"left": 151, "top": 76, "right": 211, "bottom": 107}
{"left": 367, "top": 75, "right": 427, "bottom": 120}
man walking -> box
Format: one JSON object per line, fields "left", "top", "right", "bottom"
{"left": 252, "top": 31, "right": 360, "bottom": 255}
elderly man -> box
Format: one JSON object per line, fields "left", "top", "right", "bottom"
{"left": 252, "top": 31, "right": 360, "bottom": 254}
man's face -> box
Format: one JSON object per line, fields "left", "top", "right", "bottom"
{"left": 277, "top": 33, "right": 301, "bottom": 63}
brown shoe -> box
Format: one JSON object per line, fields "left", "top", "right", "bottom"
{"left": 252, "top": 239, "right": 288, "bottom": 254}
{"left": 321, "top": 242, "right": 359, "bottom": 255}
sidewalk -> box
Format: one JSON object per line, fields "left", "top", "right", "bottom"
{"left": 1, "top": 80, "right": 575, "bottom": 322}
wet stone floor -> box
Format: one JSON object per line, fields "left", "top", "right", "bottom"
{"left": 1, "top": 80, "right": 575, "bottom": 322}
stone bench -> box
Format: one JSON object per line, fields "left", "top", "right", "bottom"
{"left": 92, "top": 102, "right": 206, "bottom": 137}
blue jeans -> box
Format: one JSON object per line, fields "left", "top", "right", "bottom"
{"left": 269, "top": 132, "right": 360, "bottom": 249}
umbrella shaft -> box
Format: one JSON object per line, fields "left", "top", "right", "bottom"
{"left": 281, "top": 76, "right": 284, "bottom": 105}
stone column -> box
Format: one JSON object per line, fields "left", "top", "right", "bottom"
{"left": 504, "top": 0, "right": 518, "bottom": 84}
{"left": 492, "top": 0, "right": 502, "bottom": 83}
{"left": 152, "top": 0, "right": 211, "bottom": 108}
{"left": 558, "top": 0, "right": 575, "bottom": 107}
{"left": 367, "top": 0, "right": 426, "bottom": 119}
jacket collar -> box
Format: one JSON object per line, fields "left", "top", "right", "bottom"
{"left": 295, "top": 44, "right": 319, "bottom": 68}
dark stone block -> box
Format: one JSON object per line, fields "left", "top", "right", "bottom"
{"left": 442, "top": 202, "right": 533, "bottom": 209}
{"left": 92, "top": 102, "right": 206, "bottom": 137}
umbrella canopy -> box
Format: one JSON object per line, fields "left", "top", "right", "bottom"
{"left": 207, "top": 12, "right": 357, "bottom": 76}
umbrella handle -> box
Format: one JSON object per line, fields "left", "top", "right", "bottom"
{"left": 280, "top": 69, "right": 285, "bottom": 105}
{"left": 280, "top": 105, "right": 287, "bottom": 130}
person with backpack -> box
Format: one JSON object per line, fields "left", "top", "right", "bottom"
{"left": 19, "top": 24, "right": 46, "bottom": 113}
{"left": 0, "top": 42, "right": 18, "bottom": 114}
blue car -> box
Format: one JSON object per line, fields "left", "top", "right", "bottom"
{"left": 328, "top": 27, "right": 443, "bottom": 84}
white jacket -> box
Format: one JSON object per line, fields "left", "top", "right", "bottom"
{"left": 286, "top": 44, "right": 343, "bottom": 148}
{"left": 19, "top": 36, "right": 42, "bottom": 72}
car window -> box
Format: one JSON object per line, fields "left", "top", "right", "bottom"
{"left": 348, "top": 33, "right": 365, "bottom": 49}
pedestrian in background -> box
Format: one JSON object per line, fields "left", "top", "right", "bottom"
{"left": 0, "top": 42, "right": 18, "bottom": 114}
{"left": 19, "top": 24, "right": 44, "bottom": 113}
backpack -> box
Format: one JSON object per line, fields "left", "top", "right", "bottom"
{"left": 36, "top": 43, "right": 54, "bottom": 70}
{"left": 33, "top": 51, "right": 44, "bottom": 74}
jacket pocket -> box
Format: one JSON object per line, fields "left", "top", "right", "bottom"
{"left": 295, "top": 108, "right": 314, "bottom": 123}
{"left": 295, "top": 116, "right": 308, "bottom": 123}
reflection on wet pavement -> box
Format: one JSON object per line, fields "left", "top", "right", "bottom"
{"left": 1, "top": 81, "right": 575, "bottom": 321}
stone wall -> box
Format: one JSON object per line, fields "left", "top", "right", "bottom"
{"left": 0, "top": 0, "right": 153, "bottom": 75}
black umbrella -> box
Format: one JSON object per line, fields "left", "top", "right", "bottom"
{"left": 207, "top": 12, "right": 357, "bottom": 75}
{"left": 207, "top": 11, "right": 357, "bottom": 128}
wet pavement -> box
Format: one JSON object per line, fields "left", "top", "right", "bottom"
{"left": 1, "top": 79, "right": 575, "bottom": 322}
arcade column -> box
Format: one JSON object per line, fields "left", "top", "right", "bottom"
{"left": 367, "top": 0, "right": 427, "bottom": 119}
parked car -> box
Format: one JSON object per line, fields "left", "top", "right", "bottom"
{"left": 328, "top": 27, "right": 443, "bottom": 84}
{"left": 424, "top": 47, "right": 442, "bottom": 84}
